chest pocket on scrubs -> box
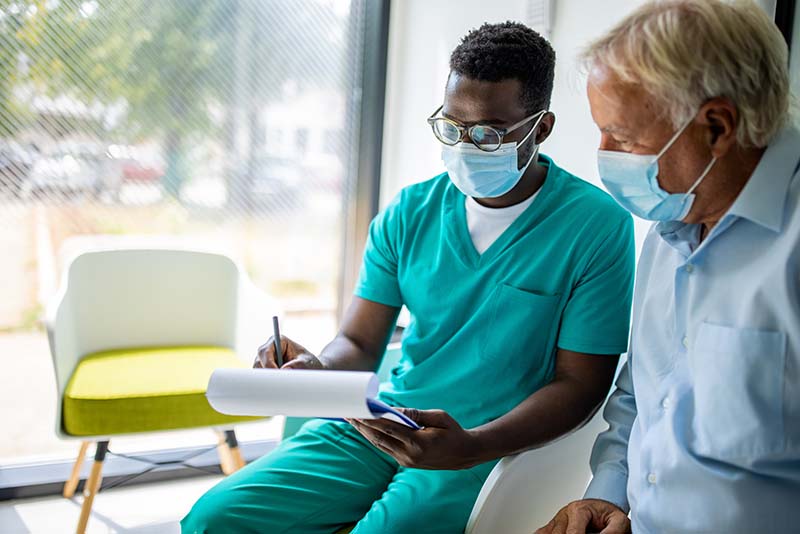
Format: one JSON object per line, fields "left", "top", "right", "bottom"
{"left": 480, "top": 283, "right": 561, "bottom": 365}
{"left": 690, "top": 322, "right": 787, "bottom": 459}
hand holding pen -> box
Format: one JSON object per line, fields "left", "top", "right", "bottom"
{"left": 254, "top": 316, "right": 326, "bottom": 370}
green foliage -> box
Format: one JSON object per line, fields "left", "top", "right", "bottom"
{"left": 0, "top": 1, "right": 34, "bottom": 136}
{"left": 0, "top": 0, "right": 348, "bottom": 192}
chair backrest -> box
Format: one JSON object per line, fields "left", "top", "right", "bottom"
{"left": 466, "top": 355, "right": 629, "bottom": 534}
{"left": 465, "top": 406, "right": 608, "bottom": 534}
{"left": 47, "top": 248, "right": 242, "bottom": 419}
{"left": 465, "top": 354, "right": 628, "bottom": 534}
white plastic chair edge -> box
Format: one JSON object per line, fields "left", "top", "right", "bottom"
{"left": 464, "top": 355, "right": 629, "bottom": 534}
{"left": 464, "top": 407, "right": 607, "bottom": 534}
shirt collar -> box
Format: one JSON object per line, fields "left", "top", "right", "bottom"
{"left": 725, "top": 124, "right": 800, "bottom": 233}
{"left": 656, "top": 220, "right": 700, "bottom": 255}
{"left": 657, "top": 123, "right": 800, "bottom": 241}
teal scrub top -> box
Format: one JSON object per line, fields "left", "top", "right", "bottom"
{"left": 355, "top": 155, "right": 635, "bottom": 429}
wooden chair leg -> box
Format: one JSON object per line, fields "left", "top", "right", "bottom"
{"left": 229, "top": 445, "right": 245, "bottom": 470}
{"left": 76, "top": 441, "right": 108, "bottom": 534}
{"left": 225, "top": 430, "right": 246, "bottom": 471}
{"left": 63, "top": 441, "right": 90, "bottom": 498}
{"left": 215, "top": 430, "right": 235, "bottom": 475}
{"left": 216, "top": 429, "right": 245, "bottom": 474}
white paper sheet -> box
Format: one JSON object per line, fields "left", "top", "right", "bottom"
{"left": 206, "top": 368, "right": 380, "bottom": 419}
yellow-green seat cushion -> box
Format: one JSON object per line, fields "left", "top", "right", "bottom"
{"left": 63, "top": 346, "right": 260, "bottom": 436}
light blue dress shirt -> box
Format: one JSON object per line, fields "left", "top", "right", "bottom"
{"left": 584, "top": 124, "right": 800, "bottom": 533}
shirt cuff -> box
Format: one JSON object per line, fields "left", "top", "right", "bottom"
{"left": 583, "top": 467, "right": 630, "bottom": 513}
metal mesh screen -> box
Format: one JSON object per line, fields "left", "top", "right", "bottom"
{"left": 0, "top": 0, "right": 368, "bottom": 460}
{"left": 0, "top": 0, "right": 366, "bottom": 326}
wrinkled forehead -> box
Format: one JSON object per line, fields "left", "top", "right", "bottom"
{"left": 586, "top": 65, "right": 664, "bottom": 136}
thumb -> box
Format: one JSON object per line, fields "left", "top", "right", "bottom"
{"left": 281, "top": 359, "right": 310, "bottom": 370}
{"left": 398, "top": 408, "right": 456, "bottom": 428}
{"left": 599, "top": 514, "right": 631, "bottom": 534}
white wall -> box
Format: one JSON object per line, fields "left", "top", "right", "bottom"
{"left": 380, "top": 0, "right": 653, "bottom": 255}
{"left": 380, "top": 0, "right": 528, "bottom": 204}
{"left": 757, "top": 0, "right": 777, "bottom": 18}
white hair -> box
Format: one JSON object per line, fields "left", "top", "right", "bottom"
{"left": 581, "top": 0, "right": 792, "bottom": 148}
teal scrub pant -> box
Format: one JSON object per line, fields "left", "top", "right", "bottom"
{"left": 181, "top": 419, "right": 497, "bottom": 534}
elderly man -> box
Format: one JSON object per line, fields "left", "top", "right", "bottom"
{"left": 539, "top": 1, "right": 799, "bottom": 533}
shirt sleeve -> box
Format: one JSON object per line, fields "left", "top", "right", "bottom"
{"left": 353, "top": 192, "right": 404, "bottom": 308}
{"left": 584, "top": 358, "right": 637, "bottom": 512}
{"left": 557, "top": 214, "right": 635, "bottom": 355}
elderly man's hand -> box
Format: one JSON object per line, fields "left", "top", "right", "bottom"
{"left": 535, "top": 499, "right": 631, "bottom": 534}
{"left": 346, "top": 408, "right": 484, "bottom": 470}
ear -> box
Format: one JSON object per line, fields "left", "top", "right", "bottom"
{"left": 535, "top": 112, "right": 556, "bottom": 144}
{"left": 697, "top": 97, "right": 738, "bottom": 158}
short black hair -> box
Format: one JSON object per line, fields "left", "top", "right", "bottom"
{"left": 449, "top": 21, "right": 556, "bottom": 114}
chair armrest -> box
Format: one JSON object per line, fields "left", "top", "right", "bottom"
{"left": 45, "top": 278, "right": 83, "bottom": 439}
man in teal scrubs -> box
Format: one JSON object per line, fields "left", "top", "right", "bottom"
{"left": 183, "top": 22, "right": 634, "bottom": 534}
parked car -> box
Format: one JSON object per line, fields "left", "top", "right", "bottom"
{"left": 121, "top": 158, "right": 163, "bottom": 183}
{"left": 22, "top": 149, "right": 102, "bottom": 198}
{"left": 0, "top": 142, "right": 34, "bottom": 196}
{"left": 246, "top": 155, "right": 304, "bottom": 211}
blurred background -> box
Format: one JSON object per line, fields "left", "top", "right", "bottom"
{"left": 0, "top": 0, "right": 368, "bottom": 464}
{"left": 0, "top": 0, "right": 797, "bottom": 496}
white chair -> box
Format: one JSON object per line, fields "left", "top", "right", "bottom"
{"left": 466, "top": 406, "right": 608, "bottom": 534}
{"left": 284, "top": 343, "right": 616, "bottom": 534}
{"left": 46, "top": 244, "right": 275, "bottom": 534}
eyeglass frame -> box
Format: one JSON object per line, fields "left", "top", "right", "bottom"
{"left": 426, "top": 105, "right": 546, "bottom": 152}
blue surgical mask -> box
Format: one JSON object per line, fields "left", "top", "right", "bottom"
{"left": 442, "top": 112, "right": 544, "bottom": 199}
{"left": 598, "top": 117, "right": 717, "bottom": 221}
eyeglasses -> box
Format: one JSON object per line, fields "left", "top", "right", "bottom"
{"left": 426, "top": 105, "right": 545, "bottom": 152}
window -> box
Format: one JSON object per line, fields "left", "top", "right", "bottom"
{"left": 0, "top": 0, "right": 384, "bottom": 474}
{"left": 790, "top": 2, "right": 800, "bottom": 97}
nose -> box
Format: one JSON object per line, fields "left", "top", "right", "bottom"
{"left": 461, "top": 130, "right": 474, "bottom": 145}
{"left": 598, "top": 133, "right": 619, "bottom": 151}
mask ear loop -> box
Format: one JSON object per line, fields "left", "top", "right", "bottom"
{"left": 682, "top": 156, "right": 717, "bottom": 199}
{"left": 517, "top": 110, "right": 547, "bottom": 170}
{"left": 656, "top": 115, "right": 695, "bottom": 160}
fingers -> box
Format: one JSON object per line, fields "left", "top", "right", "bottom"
{"left": 282, "top": 352, "right": 325, "bottom": 370}
{"left": 565, "top": 505, "right": 592, "bottom": 534}
{"left": 535, "top": 516, "right": 557, "bottom": 534}
{"left": 256, "top": 335, "right": 314, "bottom": 369}
{"left": 349, "top": 418, "right": 416, "bottom": 446}
{"left": 254, "top": 336, "right": 281, "bottom": 369}
{"left": 543, "top": 515, "right": 568, "bottom": 534}
{"left": 360, "top": 435, "right": 392, "bottom": 456}
{"left": 541, "top": 500, "right": 629, "bottom": 534}
{"left": 598, "top": 514, "right": 631, "bottom": 534}
{"left": 281, "top": 358, "right": 318, "bottom": 370}
{"left": 348, "top": 419, "right": 407, "bottom": 453}
{"left": 253, "top": 335, "right": 322, "bottom": 370}
{"left": 397, "top": 408, "right": 454, "bottom": 428}
{"left": 537, "top": 502, "right": 592, "bottom": 534}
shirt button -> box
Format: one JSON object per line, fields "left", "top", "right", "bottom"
{"left": 662, "top": 397, "right": 671, "bottom": 409}
{"left": 685, "top": 263, "right": 694, "bottom": 273}
{"left": 682, "top": 336, "right": 689, "bottom": 349}
{"left": 648, "top": 473, "right": 657, "bottom": 485}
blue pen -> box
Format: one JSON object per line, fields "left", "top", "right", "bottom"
{"left": 272, "top": 316, "right": 283, "bottom": 368}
